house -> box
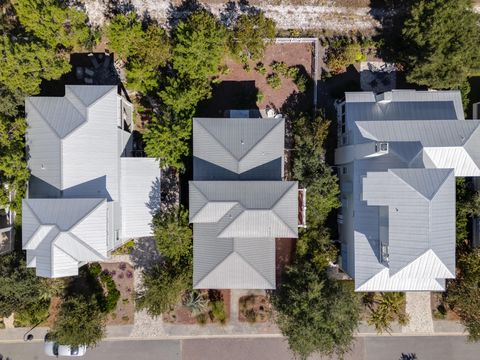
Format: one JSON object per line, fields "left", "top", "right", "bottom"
{"left": 189, "top": 117, "right": 302, "bottom": 289}
{"left": 22, "top": 85, "right": 160, "bottom": 278}
{"left": 335, "top": 90, "right": 480, "bottom": 291}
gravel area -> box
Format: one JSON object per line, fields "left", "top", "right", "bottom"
{"left": 402, "top": 292, "right": 434, "bottom": 334}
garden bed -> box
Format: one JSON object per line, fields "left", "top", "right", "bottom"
{"left": 100, "top": 262, "right": 135, "bottom": 325}
{"left": 198, "top": 42, "right": 314, "bottom": 117}
{"left": 238, "top": 294, "right": 272, "bottom": 323}
{"left": 163, "top": 289, "right": 230, "bottom": 326}
{"left": 431, "top": 292, "right": 460, "bottom": 321}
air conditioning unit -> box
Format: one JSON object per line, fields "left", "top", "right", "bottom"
{"left": 375, "top": 142, "right": 389, "bottom": 154}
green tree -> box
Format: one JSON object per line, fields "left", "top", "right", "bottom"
{"left": 50, "top": 296, "right": 106, "bottom": 347}
{"left": 153, "top": 206, "right": 192, "bottom": 267}
{"left": 229, "top": 12, "right": 276, "bottom": 62}
{"left": 447, "top": 248, "right": 480, "bottom": 341}
{"left": 0, "top": 35, "right": 71, "bottom": 97}
{"left": 272, "top": 261, "right": 359, "bottom": 359}
{"left": 12, "top": 0, "right": 93, "bottom": 51}
{"left": 402, "top": 0, "right": 480, "bottom": 89}
{"left": 144, "top": 111, "right": 192, "bottom": 171}
{"left": 0, "top": 116, "right": 29, "bottom": 212}
{"left": 0, "top": 252, "right": 46, "bottom": 318}
{"left": 106, "top": 13, "right": 144, "bottom": 60}
{"left": 136, "top": 263, "right": 191, "bottom": 317}
{"left": 172, "top": 10, "right": 227, "bottom": 79}
{"left": 296, "top": 227, "right": 337, "bottom": 272}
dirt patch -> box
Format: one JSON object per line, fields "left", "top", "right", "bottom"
{"left": 100, "top": 262, "right": 135, "bottom": 325}
{"left": 238, "top": 295, "right": 272, "bottom": 323}
{"left": 198, "top": 42, "right": 314, "bottom": 116}
{"left": 45, "top": 297, "right": 62, "bottom": 328}
{"left": 275, "top": 238, "right": 297, "bottom": 285}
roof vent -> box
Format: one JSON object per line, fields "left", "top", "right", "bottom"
{"left": 375, "top": 142, "right": 389, "bottom": 154}
{"left": 375, "top": 92, "right": 392, "bottom": 103}
{"left": 240, "top": 139, "right": 244, "bottom": 145}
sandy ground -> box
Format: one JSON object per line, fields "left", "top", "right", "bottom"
{"left": 81, "top": 0, "right": 381, "bottom": 32}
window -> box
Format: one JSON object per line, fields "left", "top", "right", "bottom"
{"left": 342, "top": 167, "right": 348, "bottom": 175}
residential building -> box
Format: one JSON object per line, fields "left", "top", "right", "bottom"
{"left": 22, "top": 85, "right": 160, "bottom": 278}
{"left": 335, "top": 90, "right": 480, "bottom": 291}
{"left": 189, "top": 117, "right": 303, "bottom": 289}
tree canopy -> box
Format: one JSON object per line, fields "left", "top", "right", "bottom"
{"left": 153, "top": 206, "right": 193, "bottom": 267}
{"left": 0, "top": 252, "right": 46, "bottom": 318}
{"left": 172, "top": 10, "right": 227, "bottom": 79}
{"left": 229, "top": 12, "right": 276, "bottom": 62}
{"left": 49, "top": 296, "right": 106, "bottom": 347}
{"left": 12, "top": 0, "right": 93, "bottom": 51}
{"left": 447, "top": 248, "right": 480, "bottom": 341}
{"left": 272, "top": 262, "right": 359, "bottom": 359}
{"left": 402, "top": 0, "right": 480, "bottom": 90}
{"left": 0, "top": 116, "right": 29, "bottom": 212}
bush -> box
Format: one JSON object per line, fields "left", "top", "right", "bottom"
{"left": 294, "top": 74, "right": 308, "bottom": 93}
{"left": 267, "top": 73, "right": 281, "bottom": 89}
{"left": 255, "top": 62, "right": 267, "bottom": 75}
{"left": 196, "top": 313, "right": 208, "bottom": 326}
{"left": 256, "top": 91, "right": 264, "bottom": 104}
{"left": 286, "top": 66, "right": 299, "bottom": 79}
{"left": 210, "top": 300, "right": 226, "bottom": 325}
{"left": 89, "top": 263, "right": 102, "bottom": 277}
{"left": 14, "top": 299, "right": 50, "bottom": 327}
{"left": 271, "top": 61, "right": 289, "bottom": 77}
{"left": 326, "top": 42, "right": 365, "bottom": 74}
{"left": 365, "top": 292, "right": 409, "bottom": 333}
{"left": 183, "top": 291, "right": 208, "bottom": 317}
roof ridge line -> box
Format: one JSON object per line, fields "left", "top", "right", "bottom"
{"left": 388, "top": 169, "right": 431, "bottom": 202}
{"left": 238, "top": 118, "right": 283, "bottom": 163}
{"left": 234, "top": 247, "right": 275, "bottom": 288}
{"left": 56, "top": 231, "right": 106, "bottom": 261}
{"left": 194, "top": 249, "right": 234, "bottom": 288}
{"left": 196, "top": 119, "right": 241, "bottom": 162}
{"left": 67, "top": 198, "right": 107, "bottom": 231}
{"left": 26, "top": 98, "right": 63, "bottom": 139}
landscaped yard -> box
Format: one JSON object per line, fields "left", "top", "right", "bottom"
{"left": 198, "top": 42, "right": 315, "bottom": 117}
{"left": 100, "top": 262, "right": 135, "bottom": 325}
{"left": 163, "top": 290, "right": 230, "bottom": 326}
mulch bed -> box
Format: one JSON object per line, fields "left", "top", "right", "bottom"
{"left": 100, "top": 262, "right": 135, "bottom": 325}
{"left": 198, "top": 42, "right": 314, "bottom": 117}
{"left": 238, "top": 294, "right": 272, "bottom": 323}
{"left": 275, "top": 238, "right": 297, "bottom": 285}
{"left": 431, "top": 292, "right": 460, "bottom": 321}
{"left": 163, "top": 289, "right": 231, "bottom": 325}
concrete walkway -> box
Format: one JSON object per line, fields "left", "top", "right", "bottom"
{"left": 402, "top": 292, "right": 434, "bottom": 334}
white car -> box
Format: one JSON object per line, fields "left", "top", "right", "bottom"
{"left": 44, "top": 336, "right": 87, "bottom": 357}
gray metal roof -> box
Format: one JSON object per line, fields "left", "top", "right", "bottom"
{"left": 338, "top": 90, "right": 464, "bottom": 291}
{"left": 190, "top": 181, "right": 298, "bottom": 238}
{"left": 193, "top": 222, "right": 275, "bottom": 289}
{"left": 190, "top": 117, "right": 298, "bottom": 289}
{"left": 362, "top": 169, "right": 455, "bottom": 278}
{"left": 193, "top": 117, "right": 284, "bottom": 180}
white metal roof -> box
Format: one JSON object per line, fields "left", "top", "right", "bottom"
{"left": 22, "top": 198, "right": 108, "bottom": 278}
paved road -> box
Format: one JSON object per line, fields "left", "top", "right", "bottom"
{"left": 1, "top": 336, "right": 480, "bottom": 360}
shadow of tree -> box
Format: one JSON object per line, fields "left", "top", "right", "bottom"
{"left": 219, "top": 0, "right": 259, "bottom": 28}
{"left": 400, "top": 353, "right": 418, "bottom": 360}
{"left": 130, "top": 237, "right": 163, "bottom": 270}
{"left": 167, "top": 0, "right": 205, "bottom": 28}
{"left": 159, "top": 167, "right": 179, "bottom": 213}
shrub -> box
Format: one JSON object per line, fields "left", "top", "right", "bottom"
{"left": 326, "top": 42, "right": 365, "bottom": 74}
{"left": 267, "top": 73, "right": 281, "bottom": 89}
{"left": 256, "top": 91, "right": 264, "bottom": 104}
{"left": 183, "top": 291, "right": 209, "bottom": 317}
{"left": 271, "top": 61, "right": 289, "bottom": 77}
{"left": 196, "top": 313, "right": 208, "bottom": 326}
{"left": 294, "top": 74, "right": 308, "bottom": 93}
{"left": 210, "top": 300, "right": 227, "bottom": 325}
{"left": 255, "top": 62, "right": 267, "bottom": 75}
{"left": 286, "top": 66, "right": 299, "bottom": 79}
{"left": 365, "top": 292, "right": 409, "bottom": 333}
{"left": 112, "top": 240, "right": 135, "bottom": 255}
{"left": 14, "top": 299, "right": 50, "bottom": 327}
{"left": 243, "top": 63, "right": 251, "bottom": 72}
{"left": 89, "top": 263, "right": 102, "bottom": 277}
